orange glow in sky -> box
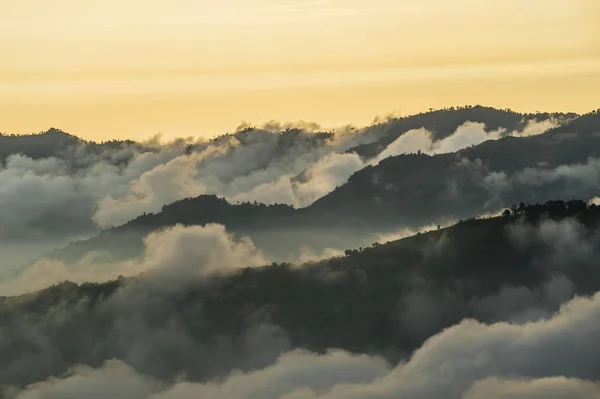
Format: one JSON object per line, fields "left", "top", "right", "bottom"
{"left": 1, "top": 0, "right": 599, "bottom": 140}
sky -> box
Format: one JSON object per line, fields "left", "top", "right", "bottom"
{"left": 1, "top": 0, "right": 599, "bottom": 141}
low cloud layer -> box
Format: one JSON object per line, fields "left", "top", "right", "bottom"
{"left": 0, "top": 117, "right": 559, "bottom": 248}
{"left": 373, "top": 122, "right": 504, "bottom": 162}
{"left": 481, "top": 157, "right": 600, "bottom": 208}
{"left": 372, "top": 118, "right": 559, "bottom": 163}
{"left": 0, "top": 224, "right": 267, "bottom": 297}
{"left": 2, "top": 211, "right": 600, "bottom": 389}
{"left": 6, "top": 288, "right": 600, "bottom": 399}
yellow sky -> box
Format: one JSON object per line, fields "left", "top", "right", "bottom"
{"left": 1, "top": 0, "right": 599, "bottom": 140}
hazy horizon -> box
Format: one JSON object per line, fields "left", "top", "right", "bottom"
{"left": 1, "top": 104, "right": 591, "bottom": 142}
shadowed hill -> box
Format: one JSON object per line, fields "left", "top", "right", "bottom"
{"left": 310, "top": 110, "right": 600, "bottom": 227}
{"left": 1, "top": 106, "right": 576, "bottom": 164}
{"left": 2, "top": 199, "right": 600, "bottom": 388}
{"left": 45, "top": 196, "right": 297, "bottom": 264}
{"left": 347, "top": 105, "right": 578, "bottom": 159}
{"left": 0, "top": 128, "right": 140, "bottom": 164}
{"left": 0, "top": 128, "right": 81, "bottom": 161}
{"left": 43, "top": 111, "right": 600, "bottom": 264}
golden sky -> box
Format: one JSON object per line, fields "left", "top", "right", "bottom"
{"left": 1, "top": 0, "right": 599, "bottom": 140}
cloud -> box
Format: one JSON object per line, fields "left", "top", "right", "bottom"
{"left": 0, "top": 141, "right": 189, "bottom": 240}
{"left": 229, "top": 152, "right": 365, "bottom": 207}
{"left": 7, "top": 290, "right": 600, "bottom": 399}
{"left": 480, "top": 158, "right": 600, "bottom": 208}
{"left": 0, "top": 115, "right": 565, "bottom": 268}
{"left": 516, "top": 158, "right": 600, "bottom": 187}
{"left": 4, "top": 360, "right": 163, "bottom": 399}
{"left": 89, "top": 119, "right": 558, "bottom": 229}
{"left": 517, "top": 118, "right": 561, "bottom": 137}
{"left": 290, "top": 247, "right": 345, "bottom": 264}
{"left": 371, "top": 220, "right": 457, "bottom": 244}
{"left": 0, "top": 223, "right": 285, "bottom": 387}
{"left": 373, "top": 122, "right": 508, "bottom": 163}
{"left": 0, "top": 224, "right": 267, "bottom": 297}
{"left": 92, "top": 128, "right": 370, "bottom": 227}
{"left": 4, "top": 213, "right": 600, "bottom": 391}
{"left": 0, "top": 126, "right": 373, "bottom": 266}
{"left": 138, "top": 224, "right": 268, "bottom": 291}
{"left": 463, "top": 377, "right": 600, "bottom": 399}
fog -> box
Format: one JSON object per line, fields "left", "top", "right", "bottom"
{"left": 0, "top": 224, "right": 268, "bottom": 297}
{"left": 6, "top": 290, "right": 600, "bottom": 399}
{"left": 1, "top": 117, "right": 559, "bottom": 241}
{"left": 0, "top": 117, "right": 558, "bottom": 269}
{"left": 2, "top": 111, "right": 597, "bottom": 398}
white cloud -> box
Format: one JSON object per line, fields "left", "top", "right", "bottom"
{"left": 517, "top": 118, "right": 561, "bottom": 137}
{"left": 372, "top": 122, "right": 509, "bottom": 164}
{"left": 0, "top": 224, "right": 267, "bottom": 296}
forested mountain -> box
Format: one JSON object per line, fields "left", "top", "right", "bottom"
{"left": 44, "top": 196, "right": 298, "bottom": 264}
{"left": 310, "top": 111, "right": 600, "bottom": 228}
{"left": 0, "top": 106, "right": 575, "bottom": 165}
{"left": 43, "top": 111, "right": 600, "bottom": 265}
{"left": 3, "top": 108, "right": 600, "bottom": 399}
{"left": 3, "top": 199, "right": 600, "bottom": 389}
{"left": 0, "top": 128, "right": 140, "bottom": 164}
{"left": 347, "top": 105, "right": 578, "bottom": 159}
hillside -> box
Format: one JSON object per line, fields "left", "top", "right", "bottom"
{"left": 310, "top": 111, "right": 600, "bottom": 227}
{"left": 3, "top": 199, "right": 600, "bottom": 388}
{"left": 44, "top": 111, "right": 600, "bottom": 265}
{"left": 347, "top": 105, "right": 578, "bottom": 159}
{"left": 44, "top": 196, "right": 298, "bottom": 264}
{"left": 0, "top": 128, "right": 142, "bottom": 166}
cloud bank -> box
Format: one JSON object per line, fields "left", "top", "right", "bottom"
{"left": 0, "top": 224, "right": 267, "bottom": 297}
{"left": 6, "top": 289, "right": 600, "bottom": 399}
{"left": 0, "top": 117, "right": 561, "bottom": 268}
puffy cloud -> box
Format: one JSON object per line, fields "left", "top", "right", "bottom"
{"left": 91, "top": 120, "right": 550, "bottom": 228}
{"left": 91, "top": 130, "right": 367, "bottom": 227}
{"left": 4, "top": 213, "right": 600, "bottom": 392}
{"left": 373, "top": 122, "right": 508, "bottom": 163}
{"left": 6, "top": 360, "right": 163, "bottom": 399}
{"left": 0, "top": 223, "right": 284, "bottom": 388}
{"left": 0, "top": 117, "right": 565, "bottom": 268}
{"left": 290, "top": 247, "right": 345, "bottom": 264}
{"left": 0, "top": 144, "right": 189, "bottom": 240}
{"left": 374, "top": 128, "right": 436, "bottom": 161}
{"left": 8, "top": 291, "right": 600, "bottom": 399}
{"left": 371, "top": 220, "right": 457, "bottom": 244}
{"left": 230, "top": 152, "right": 365, "bottom": 207}
{"left": 479, "top": 158, "right": 600, "bottom": 209}
{"left": 434, "top": 122, "right": 505, "bottom": 153}
{"left": 516, "top": 158, "right": 600, "bottom": 188}
{"left": 507, "top": 217, "right": 598, "bottom": 269}
{"left": 0, "top": 224, "right": 267, "bottom": 296}
{"left": 463, "top": 377, "right": 600, "bottom": 399}
{"left": 517, "top": 118, "right": 561, "bottom": 137}
{"left": 0, "top": 117, "right": 560, "bottom": 241}
{"left": 92, "top": 154, "right": 208, "bottom": 228}
{"left": 138, "top": 224, "right": 268, "bottom": 292}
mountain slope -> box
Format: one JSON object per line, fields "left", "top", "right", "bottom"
{"left": 310, "top": 111, "right": 600, "bottom": 227}
{"left": 0, "top": 128, "right": 142, "bottom": 164}
{"left": 3, "top": 200, "right": 600, "bottom": 387}
{"left": 44, "top": 112, "right": 600, "bottom": 264}
{"left": 347, "top": 105, "right": 578, "bottom": 159}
